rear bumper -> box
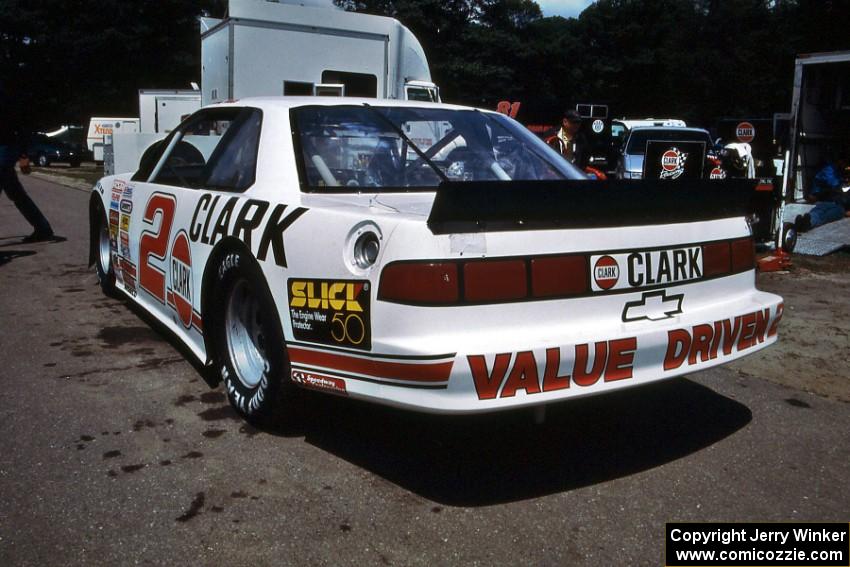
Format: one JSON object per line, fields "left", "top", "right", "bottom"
{"left": 286, "top": 287, "right": 783, "bottom": 414}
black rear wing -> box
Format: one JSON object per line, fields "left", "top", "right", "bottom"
{"left": 426, "top": 179, "right": 757, "bottom": 235}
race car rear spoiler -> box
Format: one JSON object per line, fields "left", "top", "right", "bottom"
{"left": 426, "top": 179, "right": 758, "bottom": 235}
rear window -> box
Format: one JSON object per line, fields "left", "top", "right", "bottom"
{"left": 626, "top": 130, "right": 712, "bottom": 155}
{"left": 290, "top": 105, "right": 584, "bottom": 192}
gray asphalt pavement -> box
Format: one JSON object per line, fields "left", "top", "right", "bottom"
{"left": 1, "top": 175, "right": 848, "bottom": 566}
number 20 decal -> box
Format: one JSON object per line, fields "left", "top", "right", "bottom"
{"left": 139, "top": 193, "right": 177, "bottom": 303}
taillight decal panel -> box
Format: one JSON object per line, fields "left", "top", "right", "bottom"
{"left": 378, "top": 237, "right": 754, "bottom": 306}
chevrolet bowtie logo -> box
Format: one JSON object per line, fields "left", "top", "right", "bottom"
{"left": 622, "top": 290, "right": 684, "bottom": 322}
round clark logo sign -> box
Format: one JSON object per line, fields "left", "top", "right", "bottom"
{"left": 661, "top": 150, "right": 680, "bottom": 172}
{"left": 592, "top": 119, "right": 605, "bottom": 134}
{"left": 736, "top": 121, "right": 755, "bottom": 143}
{"left": 659, "top": 147, "right": 688, "bottom": 180}
{"left": 169, "top": 230, "right": 193, "bottom": 329}
{"left": 594, "top": 255, "right": 619, "bottom": 290}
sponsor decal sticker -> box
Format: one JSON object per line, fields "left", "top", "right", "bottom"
{"left": 736, "top": 121, "right": 755, "bottom": 143}
{"left": 622, "top": 290, "right": 684, "bottom": 322}
{"left": 592, "top": 119, "right": 605, "bottom": 134}
{"left": 168, "top": 230, "right": 194, "bottom": 329}
{"left": 120, "top": 232, "right": 131, "bottom": 258}
{"left": 593, "top": 255, "right": 620, "bottom": 290}
{"left": 189, "top": 194, "right": 307, "bottom": 267}
{"left": 709, "top": 166, "right": 726, "bottom": 179}
{"left": 468, "top": 303, "right": 783, "bottom": 400}
{"left": 120, "top": 259, "right": 137, "bottom": 296}
{"left": 120, "top": 199, "right": 133, "bottom": 214}
{"left": 288, "top": 279, "right": 371, "bottom": 350}
{"left": 291, "top": 370, "right": 347, "bottom": 396}
{"left": 660, "top": 147, "right": 688, "bottom": 179}
{"left": 590, "top": 246, "right": 703, "bottom": 292}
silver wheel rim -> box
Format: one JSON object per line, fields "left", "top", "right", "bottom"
{"left": 98, "top": 217, "right": 111, "bottom": 274}
{"left": 225, "top": 279, "right": 268, "bottom": 389}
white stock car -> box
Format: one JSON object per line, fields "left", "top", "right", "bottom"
{"left": 88, "top": 97, "right": 784, "bottom": 423}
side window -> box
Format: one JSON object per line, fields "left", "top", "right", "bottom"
{"left": 132, "top": 139, "right": 167, "bottom": 181}
{"left": 149, "top": 108, "right": 262, "bottom": 192}
{"left": 205, "top": 109, "right": 262, "bottom": 191}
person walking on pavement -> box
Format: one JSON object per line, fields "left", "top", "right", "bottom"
{"left": 0, "top": 81, "right": 55, "bottom": 242}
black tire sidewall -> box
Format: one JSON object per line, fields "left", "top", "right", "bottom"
{"left": 212, "top": 249, "right": 290, "bottom": 423}
{"left": 94, "top": 207, "right": 118, "bottom": 295}
{"left": 781, "top": 222, "right": 797, "bottom": 253}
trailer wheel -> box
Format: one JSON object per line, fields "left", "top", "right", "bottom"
{"left": 780, "top": 222, "right": 797, "bottom": 253}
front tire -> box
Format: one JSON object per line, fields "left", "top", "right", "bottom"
{"left": 94, "top": 208, "right": 119, "bottom": 296}
{"left": 211, "top": 249, "right": 293, "bottom": 424}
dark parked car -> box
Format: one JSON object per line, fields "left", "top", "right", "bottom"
{"left": 27, "top": 134, "right": 82, "bottom": 167}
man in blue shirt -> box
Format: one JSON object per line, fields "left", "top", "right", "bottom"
{"left": 795, "top": 156, "right": 849, "bottom": 232}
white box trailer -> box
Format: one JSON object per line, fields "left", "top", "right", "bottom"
{"left": 200, "top": 0, "right": 439, "bottom": 105}
{"left": 138, "top": 89, "right": 201, "bottom": 134}
{"left": 103, "top": 90, "right": 200, "bottom": 175}
{"left": 785, "top": 51, "right": 850, "bottom": 200}
{"left": 87, "top": 117, "right": 140, "bottom": 162}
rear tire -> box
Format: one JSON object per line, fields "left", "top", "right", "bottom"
{"left": 94, "top": 208, "right": 119, "bottom": 297}
{"left": 211, "top": 249, "right": 293, "bottom": 425}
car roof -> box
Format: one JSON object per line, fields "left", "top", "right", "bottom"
{"left": 628, "top": 126, "right": 709, "bottom": 134}
{"left": 211, "top": 96, "right": 477, "bottom": 113}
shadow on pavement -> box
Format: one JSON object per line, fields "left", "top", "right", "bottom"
{"left": 95, "top": 278, "right": 752, "bottom": 506}
{"left": 264, "top": 378, "right": 751, "bottom": 506}
{"left": 0, "top": 249, "right": 36, "bottom": 266}
{"left": 0, "top": 235, "right": 66, "bottom": 248}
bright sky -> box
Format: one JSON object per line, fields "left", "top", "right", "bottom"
{"left": 536, "top": 0, "right": 594, "bottom": 18}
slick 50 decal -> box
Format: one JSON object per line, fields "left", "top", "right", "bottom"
{"left": 288, "top": 279, "right": 371, "bottom": 350}
{"left": 591, "top": 246, "right": 703, "bottom": 292}
{"left": 468, "top": 303, "right": 782, "bottom": 400}
{"left": 189, "top": 194, "right": 307, "bottom": 267}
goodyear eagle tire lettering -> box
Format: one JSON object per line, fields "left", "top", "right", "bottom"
{"left": 211, "top": 248, "right": 293, "bottom": 424}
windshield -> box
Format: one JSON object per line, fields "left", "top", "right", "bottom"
{"left": 291, "top": 105, "right": 585, "bottom": 191}
{"left": 626, "top": 130, "right": 712, "bottom": 156}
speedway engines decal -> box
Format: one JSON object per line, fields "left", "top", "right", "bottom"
{"left": 288, "top": 279, "right": 371, "bottom": 351}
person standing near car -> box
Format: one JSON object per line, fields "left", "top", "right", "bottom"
{"left": 548, "top": 109, "right": 588, "bottom": 169}
{"left": 0, "top": 81, "right": 55, "bottom": 242}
